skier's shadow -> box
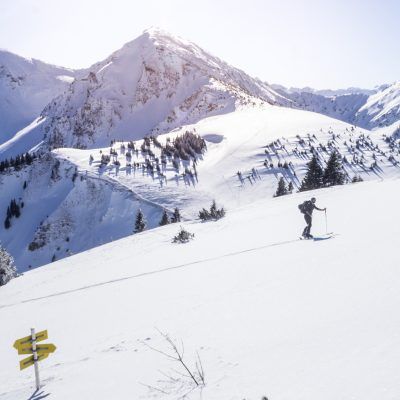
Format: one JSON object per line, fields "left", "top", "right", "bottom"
{"left": 27, "top": 389, "right": 51, "bottom": 400}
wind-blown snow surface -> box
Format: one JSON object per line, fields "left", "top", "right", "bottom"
{"left": 0, "top": 50, "right": 75, "bottom": 145}
{"left": 1, "top": 178, "right": 400, "bottom": 400}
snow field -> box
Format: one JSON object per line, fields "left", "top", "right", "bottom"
{"left": 1, "top": 178, "right": 400, "bottom": 399}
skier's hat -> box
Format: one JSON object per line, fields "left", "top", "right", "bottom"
{"left": 311, "top": 197, "right": 316, "bottom": 203}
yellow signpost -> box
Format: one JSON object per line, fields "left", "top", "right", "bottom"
{"left": 19, "top": 353, "right": 49, "bottom": 371}
{"left": 17, "top": 343, "right": 57, "bottom": 355}
{"left": 13, "top": 329, "right": 56, "bottom": 389}
{"left": 13, "top": 330, "right": 48, "bottom": 349}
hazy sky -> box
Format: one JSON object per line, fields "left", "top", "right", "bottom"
{"left": 0, "top": 0, "right": 398, "bottom": 89}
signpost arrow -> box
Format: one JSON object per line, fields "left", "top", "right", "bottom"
{"left": 17, "top": 343, "right": 57, "bottom": 355}
{"left": 13, "top": 330, "right": 48, "bottom": 349}
{"left": 19, "top": 353, "right": 49, "bottom": 371}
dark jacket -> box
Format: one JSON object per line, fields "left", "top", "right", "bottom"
{"left": 303, "top": 200, "right": 325, "bottom": 216}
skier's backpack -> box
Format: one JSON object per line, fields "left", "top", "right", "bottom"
{"left": 298, "top": 201, "right": 307, "bottom": 214}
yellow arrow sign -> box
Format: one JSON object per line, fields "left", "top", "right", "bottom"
{"left": 17, "top": 343, "right": 57, "bottom": 355}
{"left": 19, "top": 353, "right": 49, "bottom": 371}
{"left": 13, "top": 330, "right": 48, "bottom": 349}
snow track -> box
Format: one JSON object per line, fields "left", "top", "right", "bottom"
{"left": 0, "top": 236, "right": 304, "bottom": 309}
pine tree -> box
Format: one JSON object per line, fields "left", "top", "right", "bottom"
{"left": 0, "top": 243, "right": 17, "bottom": 286}
{"left": 323, "top": 151, "right": 346, "bottom": 186}
{"left": 299, "top": 155, "right": 324, "bottom": 191}
{"left": 288, "top": 181, "right": 294, "bottom": 193}
{"left": 4, "top": 217, "right": 10, "bottom": 229}
{"left": 199, "top": 208, "right": 211, "bottom": 221}
{"left": 159, "top": 210, "right": 170, "bottom": 226}
{"left": 209, "top": 200, "right": 217, "bottom": 218}
{"left": 171, "top": 207, "right": 181, "bottom": 223}
{"left": 274, "top": 177, "right": 288, "bottom": 197}
{"left": 134, "top": 209, "right": 146, "bottom": 233}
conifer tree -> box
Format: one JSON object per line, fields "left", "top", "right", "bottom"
{"left": 159, "top": 210, "right": 170, "bottom": 226}
{"left": 171, "top": 207, "right": 181, "bottom": 223}
{"left": 4, "top": 217, "right": 10, "bottom": 229}
{"left": 288, "top": 181, "right": 294, "bottom": 193}
{"left": 323, "top": 151, "right": 346, "bottom": 186}
{"left": 299, "top": 155, "right": 324, "bottom": 191}
{"left": 0, "top": 243, "right": 17, "bottom": 286}
{"left": 274, "top": 177, "right": 288, "bottom": 197}
{"left": 134, "top": 209, "right": 146, "bottom": 233}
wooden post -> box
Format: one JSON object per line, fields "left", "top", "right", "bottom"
{"left": 31, "top": 328, "right": 40, "bottom": 390}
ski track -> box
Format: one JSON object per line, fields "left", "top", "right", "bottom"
{"left": 0, "top": 236, "right": 312, "bottom": 310}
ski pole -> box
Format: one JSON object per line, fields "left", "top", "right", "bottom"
{"left": 325, "top": 209, "right": 328, "bottom": 234}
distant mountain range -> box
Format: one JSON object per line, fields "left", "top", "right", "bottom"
{"left": 273, "top": 82, "right": 400, "bottom": 130}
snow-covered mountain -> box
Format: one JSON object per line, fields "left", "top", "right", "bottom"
{"left": 0, "top": 50, "right": 75, "bottom": 145}
{"left": 1, "top": 28, "right": 400, "bottom": 271}
{"left": 1, "top": 30, "right": 400, "bottom": 399}
{"left": 275, "top": 82, "right": 400, "bottom": 129}
{"left": 2, "top": 103, "right": 400, "bottom": 270}
{"left": 0, "top": 29, "right": 286, "bottom": 160}
{"left": 354, "top": 81, "right": 400, "bottom": 128}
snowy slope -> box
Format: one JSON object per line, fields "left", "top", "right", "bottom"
{"left": 0, "top": 50, "right": 75, "bottom": 145}
{"left": 1, "top": 178, "right": 400, "bottom": 400}
{"left": 58, "top": 104, "right": 400, "bottom": 216}
{"left": 3, "top": 103, "right": 400, "bottom": 270}
{"left": 0, "top": 29, "right": 287, "bottom": 160}
{"left": 0, "top": 152, "right": 165, "bottom": 270}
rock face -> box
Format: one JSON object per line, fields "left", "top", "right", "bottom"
{"left": 0, "top": 50, "right": 75, "bottom": 144}
{"left": 39, "top": 28, "right": 286, "bottom": 149}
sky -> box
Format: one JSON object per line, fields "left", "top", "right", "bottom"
{"left": 0, "top": 0, "right": 398, "bottom": 89}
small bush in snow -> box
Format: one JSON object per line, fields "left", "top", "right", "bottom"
{"left": 172, "top": 227, "right": 194, "bottom": 243}
{"left": 352, "top": 175, "right": 364, "bottom": 183}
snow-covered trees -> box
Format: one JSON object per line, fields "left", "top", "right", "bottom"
{"left": 323, "top": 151, "right": 346, "bottom": 186}
{"left": 0, "top": 244, "right": 17, "bottom": 286}
{"left": 134, "top": 209, "right": 146, "bottom": 233}
{"left": 0, "top": 152, "right": 36, "bottom": 174}
{"left": 299, "top": 151, "right": 346, "bottom": 191}
{"left": 199, "top": 200, "right": 225, "bottom": 221}
{"left": 4, "top": 199, "right": 21, "bottom": 229}
{"left": 299, "top": 155, "right": 324, "bottom": 192}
